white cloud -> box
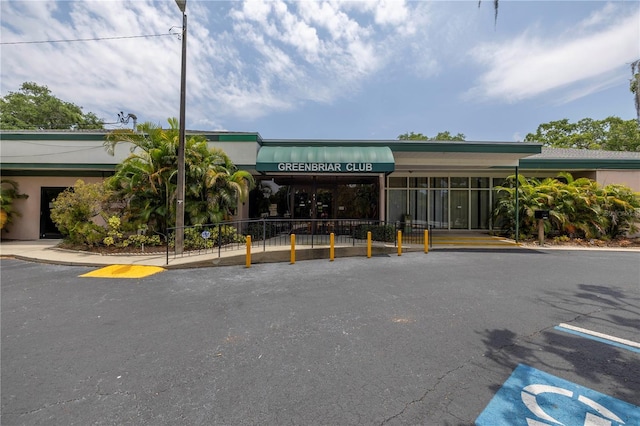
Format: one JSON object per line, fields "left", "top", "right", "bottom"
{"left": 1, "top": 0, "right": 182, "bottom": 126}
{"left": 466, "top": 6, "right": 640, "bottom": 104}
{"left": 0, "top": 0, "right": 435, "bottom": 129}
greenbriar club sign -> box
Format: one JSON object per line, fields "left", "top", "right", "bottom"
{"left": 255, "top": 146, "right": 395, "bottom": 173}
{"left": 276, "top": 162, "right": 376, "bottom": 173}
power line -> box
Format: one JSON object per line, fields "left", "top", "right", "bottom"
{"left": 0, "top": 33, "right": 173, "bottom": 46}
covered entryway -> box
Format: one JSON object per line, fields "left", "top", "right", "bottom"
{"left": 255, "top": 144, "right": 395, "bottom": 220}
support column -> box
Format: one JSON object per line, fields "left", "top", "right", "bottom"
{"left": 379, "top": 174, "right": 386, "bottom": 222}
{"left": 515, "top": 166, "right": 519, "bottom": 243}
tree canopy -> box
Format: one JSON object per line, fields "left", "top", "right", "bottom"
{"left": 397, "top": 131, "right": 466, "bottom": 141}
{"left": 105, "top": 118, "right": 255, "bottom": 232}
{"left": 523, "top": 117, "right": 640, "bottom": 151}
{"left": 0, "top": 82, "right": 103, "bottom": 130}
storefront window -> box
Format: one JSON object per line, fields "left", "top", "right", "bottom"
{"left": 471, "top": 190, "right": 490, "bottom": 229}
{"left": 409, "top": 177, "right": 428, "bottom": 188}
{"left": 388, "top": 190, "right": 407, "bottom": 224}
{"left": 471, "top": 177, "right": 490, "bottom": 188}
{"left": 429, "top": 189, "right": 448, "bottom": 228}
{"left": 450, "top": 177, "right": 468, "bottom": 188}
{"left": 430, "top": 177, "right": 448, "bottom": 188}
{"left": 492, "top": 178, "right": 507, "bottom": 189}
{"left": 409, "top": 189, "right": 428, "bottom": 225}
{"left": 336, "top": 184, "right": 378, "bottom": 219}
{"left": 389, "top": 177, "right": 407, "bottom": 188}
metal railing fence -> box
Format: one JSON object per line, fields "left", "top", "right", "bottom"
{"left": 165, "top": 218, "right": 434, "bottom": 263}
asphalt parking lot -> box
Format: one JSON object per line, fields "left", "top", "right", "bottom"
{"left": 2, "top": 249, "right": 639, "bottom": 425}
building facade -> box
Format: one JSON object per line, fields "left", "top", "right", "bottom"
{"left": 2, "top": 130, "right": 639, "bottom": 240}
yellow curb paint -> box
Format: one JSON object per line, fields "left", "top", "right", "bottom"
{"left": 80, "top": 265, "right": 165, "bottom": 279}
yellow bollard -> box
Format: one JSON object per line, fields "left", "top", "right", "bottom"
{"left": 424, "top": 229, "right": 429, "bottom": 253}
{"left": 245, "top": 235, "right": 251, "bottom": 268}
{"left": 397, "top": 230, "right": 402, "bottom": 256}
{"left": 367, "top": 231, "right": 372, "bottom": 258}
{"left": 290, "top": 233, "right": 296, "bottom": 264}
{"left": 330, "top": 232, "right": 335, "bottom": 261}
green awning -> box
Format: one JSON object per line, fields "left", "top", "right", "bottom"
{"left": 256, "top": 146, "right": 395, "bottom": 173}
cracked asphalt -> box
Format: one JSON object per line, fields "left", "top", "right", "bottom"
{"left": 2, "top": 249, "right": 639, "bottom": 425}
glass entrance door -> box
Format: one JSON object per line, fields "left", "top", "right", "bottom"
{"left": 450, "top": 190, "right": 469, "bottom": 229}
{"left": 316, "top": 188, "right": 333, "bottom": 219}
{"left": 429, "top": 190, "right": 448, "bottom": 229}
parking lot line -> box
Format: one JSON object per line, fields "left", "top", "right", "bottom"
{"left": 555, "top": 323, "right": 640, "bottom": 354}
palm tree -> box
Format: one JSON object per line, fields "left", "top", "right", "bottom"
{"left": 494, "top": 172, "right": 639, "bottom": 240}
{"left": 184, "top": 142, "right": 254, "bottom": 224}
{"left": 105, "top": 119, "right": 254, "bottom": 232}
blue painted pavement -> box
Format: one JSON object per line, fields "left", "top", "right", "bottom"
{"left": 476, "top": 364, "right": 640, "bottom": 426}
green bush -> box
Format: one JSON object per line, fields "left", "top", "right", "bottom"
{"left": 169, "top": 224, "right": 246, "bottom": 250}
{"left": 493, "top": 174, "right": 640, "bottom": 240}
{"left": 246, "top": 221, "right": 280, "bottom": 241}
{"left": 102, "top": 216, "right": 162, "bottom": 248}
{"left": 50, "top": 180, "right": 110, "bottom": 247}
{"left": 353, "top": 224, "right": 396, "bottom": 242}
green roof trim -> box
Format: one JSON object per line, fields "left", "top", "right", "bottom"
{"left": 0, "top": 163, "right": 117, "bottom": 171}
{"left": 1, "top": 131, "right": 261, "bottom": 143}
{"left": 387, "top": 141, "right": 541, "bottom": 154}
{"left": 261, "top": 139, "right": 541, "bottom": 154}
{"left": 1, "top": 170, "right": 115, "bottom": 177}
{"left": 519, "top": 158, "right": 640, "bottom": 170}
{"left": 256, "top": 146, "right": 394, "bottom": 173}
{"left": 0, "top": 133, "right": 108, "bottom": 141}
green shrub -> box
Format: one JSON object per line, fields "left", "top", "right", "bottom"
{"left": 169, "top": 224, "right": 246, "bottom": 250}
{"left": 51, "top": 180, "right": 110, "bottom": 247}
{"left": 102, "top": 215, "right": 162, "bottom": 248}
{"left": 493, "top": 174, "right": 640, "bottom": 240}
{"left": 246, "top": 221, "right": 279, "bottom": 241}
{"left": 353, "top": 224, "right": 396, "bottom": 242}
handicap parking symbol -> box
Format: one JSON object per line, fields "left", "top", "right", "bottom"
{"left": 476, "top": 364, "right": 639, "bottom": 426}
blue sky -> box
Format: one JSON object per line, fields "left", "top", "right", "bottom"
{"left": 1, "top": 1, "right": 638, "bottom": 141}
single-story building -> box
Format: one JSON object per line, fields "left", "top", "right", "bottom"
{"left": 2, "top": 130, "right": 639, "bottom": 240}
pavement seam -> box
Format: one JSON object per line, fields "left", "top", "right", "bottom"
{"left": 379, "top": 363, "right": 467, "bottom": 425}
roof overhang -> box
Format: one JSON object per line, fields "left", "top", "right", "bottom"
{"left": 389, "top": 141, "right": 541, "bottom": 171}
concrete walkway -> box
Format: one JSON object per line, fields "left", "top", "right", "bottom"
{"left": 0, "top": 239, "right": 402, "bottom": 269}
{"left": 3, "top": 234, "right": 633, "bottom": 269}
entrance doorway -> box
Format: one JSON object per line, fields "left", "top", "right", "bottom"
{"left": 292, "top": 187, "right": 334, "bottom": 219}
{"left": 40, "top": 187, "right": 65, "bottom": 238}
{"left": 255, "top": 176, "right": 379, "bottom": 220}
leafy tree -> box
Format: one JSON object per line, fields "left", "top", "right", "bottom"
{"left": 0, "top": 82, "right": 103, "bottom": 130}
{"left": 524, "top": 117, "right": 640, "bottom": 151}
{"left": 105, "top": 119, "right": 255, "bottom": 233}
{"left": 50, "top": 180, "right": 112, "bottom": 246}
{"left": 397, "top": 131, "right": 466, "bottom": 141}
{"left": 0, "top": 179, "right": 28, "bottom": 232}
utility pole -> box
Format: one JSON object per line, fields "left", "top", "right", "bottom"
{"left": 175, "top": 0, "right": 187, "bottom": 255}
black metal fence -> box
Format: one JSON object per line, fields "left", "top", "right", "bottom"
{"left": 166, "top": 218, "right": 433, "bottom": 262}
